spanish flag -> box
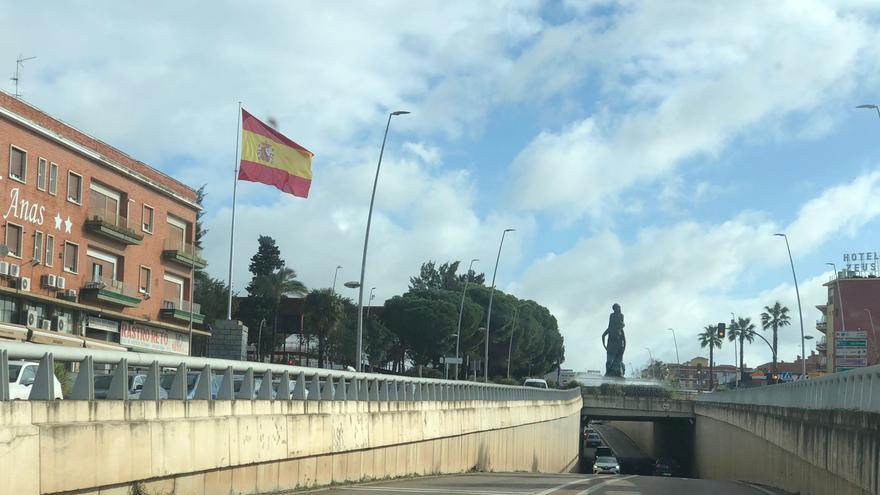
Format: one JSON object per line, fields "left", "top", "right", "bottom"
{"left": 239, "top": 109, "right": 313, "bottom": 198}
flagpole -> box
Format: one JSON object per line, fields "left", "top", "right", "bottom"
{"left": 226, "top": 102, "right": 242, "bottom": 320}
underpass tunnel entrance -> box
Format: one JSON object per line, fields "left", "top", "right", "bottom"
{"left": 579, "top": 414, "right": 695, "bottom": 478}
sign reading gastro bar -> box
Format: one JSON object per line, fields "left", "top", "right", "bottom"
{"left": 120, "top": 322, "right": 189, "bottom": 355}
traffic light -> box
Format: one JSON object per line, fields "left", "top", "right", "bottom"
{"left": 717, "top": 322, "right": 726, "bottom": 339}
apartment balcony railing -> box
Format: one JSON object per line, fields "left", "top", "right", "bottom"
{"left": 160, "top": 299, "right": 205, "bottom": 324}
{"left": 816, "top": 319, "right": 827, "bottom": 333}
{"left": 162, "top": 239, "right": 207, "bottom": 270}
{"left": 81, "top": 276, "right": 141, "bottom": 308}
{"left": 84, "top": 207, "right": 143, "bottom": 245}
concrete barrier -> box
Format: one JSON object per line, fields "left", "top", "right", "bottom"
{"left": 1, "top": 395, "right": 582, "bottom": 495}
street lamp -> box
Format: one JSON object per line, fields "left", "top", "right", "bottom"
{"left": 825, "top": 262, "right": 847, "bottom": 333}
{"left": 356, "top": 110, "right": 409, "bottom": 372}
{"left": 485, "top": 228, "right": 515, "bottom": 381}
{"left": 856, "top": 104, "right": 880, "bottom": 119}
{"left": 667, "top": 328, "right": 680, "bottom": 365}
{"left": 865, "top": 309, "right": 878, "bottom": 364}
{"left": 774, "top": 233, "right": 807, "bottom": 377}
{"left": 365, "top": 287, "right": 377, "bottom": 318}
{"left": 645, "top": 347, "right": 655, "bottom": 379}
{"left": 332, "top": 265, "right": 342, "bottom": 293}
{"left": 455, "top": 258, "right": 479, "bottom": 380}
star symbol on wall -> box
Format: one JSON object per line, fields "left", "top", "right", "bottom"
{"left": 54, "top": 213, "right": 62, "bottom": 231}
{"left": 64, "top": 216, "right": 73, "bottom": 234}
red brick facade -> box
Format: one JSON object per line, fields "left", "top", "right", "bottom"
{"left": 0, "top": 91, "right": 206, "bottom": 355}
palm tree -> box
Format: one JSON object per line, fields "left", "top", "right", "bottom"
{"left": 698, "top": 325, "right": 723, "bottom": 390}
{"left": 761, "top": 302, "right": 791, "bottom": 373}
{"left": 729, "top": 317, "right": 757, "bottom": 384}
{"left": 253, "top": 267, "right": 308, "bottom": 361}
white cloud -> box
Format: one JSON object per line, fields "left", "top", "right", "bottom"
{"left": 518, "top": 169, "right": 880, "bottom": 372}
{"left": 507, "top": 1, "right": 876, "bottom": 218}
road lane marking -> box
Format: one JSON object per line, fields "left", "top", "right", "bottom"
{"left": 348, "top": 487, "right": 528, "bottom": 495}
{"left": 739, "top": 482, "right": 781, "bottom": 495}
{"left": 575, "top": 475, "right": 637, "bottom": 495}
{"left": 534, "top": 477, "right": 598, "bottom": 495}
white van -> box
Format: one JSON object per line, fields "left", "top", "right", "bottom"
{"left": 7, "top": 360, "right": 64, "bottom": 400}
{"left": 522, "top": 378, "right": 549, "bottom": 389}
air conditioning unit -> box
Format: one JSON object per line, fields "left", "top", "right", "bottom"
{"left": 55, "top": 276, "right": 66, "bottom": 289}
{"left": 24, "top": 309, "right": 39, "bottom": 328}
{"left": 8, "top": 264, "right": 20, "bottom": 278}
{"left": 0, "top": 261, "right": 9, "bottom": 276}
{"left": 41, "top": 274, "right": 57, "bottom": 288}
{"left": 40, "top": 319, "right": 52, "bottom": 331}
{"left": 18, "top": 277, "right": 31, "bottom": 292}
{"left": 51, "top": 315, "right": 66, "bottom": 333}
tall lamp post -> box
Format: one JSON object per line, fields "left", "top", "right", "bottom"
{"left": 774, "top": 233, "right": 806, "bottom": 376}
{"left": 332, "top": 265, "right": 342, "bottom": 293}
{"left": 645, "top": 347, "right": 655, "bottom": 379}
{"left": 485, "top": 228, "right": 515, "bottom": 382}
{"left": 825, "top": 263, "right": 846, "bottom": 333}
{"left": 667, "top": 328, "right": 680, "bottom": 387}
{"left": 856, "top": 104, "right": 880, "bottom": 119}
{"left": 366, "top": 287, "right": 376, "bottom": 318}
{"left": 865, "top": 309, "right": 878, "bottom": 364}
{"left": 455, "top": 258, "right": 479, "bottom": 380}
{"left": 356, "top": 110, "right": 409, "bottom": 372}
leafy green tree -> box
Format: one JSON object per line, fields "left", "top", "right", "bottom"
{"left": 382, "top": 290, "right": 460, "bottom": 367}
{"left": 247, "top": 236, "right": 284, "bottom": 284}
{"left": 729, "top": 316, "right": 757, "bottom": 380}
{"left": 303, "top": 289, "right": 345, "bottom": 368}
{"left": 194, "top": 271, "right": 232, "bottom": 327}
{"left": 409, "top": 260, "right": 485, "bottom": 291}
{"left": 760, "top": 302, "right": 790, "bottom": 373}
{"left": 642, "top": 359, "right": 668, "bottom": 380}
{"left": 194, "top": 185, "right": 208, "bottom": 249}
{"left": 252, "top": 267, "right": 307, "bottom": 360}
{"left": 698, "top": 325, "right": 723, "bottom": 389}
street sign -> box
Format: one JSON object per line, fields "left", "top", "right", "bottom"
{"left": 835, "top": 331, "right": 866, "bottom": 339}
{"left": 836, "top": 339, "right": 868, "bottom": 347}
{"left": 836, "top": 367, "right": 855, "bottom": 373}
{"left": 835, "top": 347, "right": 867, "bottom": 357}
{"left": 440, "top": 357, "right": 463, "bottom": 365}
{"left": 836, "top": 358, "right": 868, "bottom": 367}
{"left": 780, "top": 372, "right": 793, "bottom": 382}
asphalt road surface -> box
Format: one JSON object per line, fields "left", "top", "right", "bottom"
{"left": 306, "top": 473, "right": 786, "bottom": 495}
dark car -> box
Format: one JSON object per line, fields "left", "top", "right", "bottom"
{"left": 595, "top": 446, "right": 613, "bottom": 457}
{"left": 653, "top": 457, "right": 681, "bottom": 477}
{"left": 586, "top": 432, "right": 602, "bottom": 448}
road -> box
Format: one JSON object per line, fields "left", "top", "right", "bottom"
{"left": 304, "top": 473, "right": 785, "bottom": 495}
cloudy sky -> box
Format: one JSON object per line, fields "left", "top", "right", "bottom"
{"left": 5, "top": 1, "right": 880, "bottom": 373}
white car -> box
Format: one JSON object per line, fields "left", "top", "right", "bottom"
{"left": 8, "top": 360, "right": 64, "bottom": 400}
{"left": 593, "top": 456, "right": 620, "bottom": 474}
{"left": 523, "top": 378, "right": 549, "bottom": 389}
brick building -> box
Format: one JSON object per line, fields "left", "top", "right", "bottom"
{"left": 816, "top": 271, "right": 880, "bottom": 373}
{"left": 0, "top": 90, "right": 207, "bottom": 355}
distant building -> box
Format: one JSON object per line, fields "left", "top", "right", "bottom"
{"left": 815, "top": 270, "right": 880, "bottom": 373}
{"left": 666, "top": 357, "right": 739, "bottom": 390}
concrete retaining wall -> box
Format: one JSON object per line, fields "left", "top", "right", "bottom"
{"left": 694, "top": 402, "right": 879, "bottom": 495}
{"left": 1, "top": 396, "right": 581, "bottom": 495}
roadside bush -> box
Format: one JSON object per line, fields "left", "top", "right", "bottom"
{"left": 54, "top": 363, "right": 72, "bottom": 397}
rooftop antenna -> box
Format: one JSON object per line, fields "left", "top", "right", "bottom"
{"left": 11, "top": 55, "right": 36, "bottom": 98}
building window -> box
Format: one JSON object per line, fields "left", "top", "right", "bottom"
{"left": 163, "top": 272, "right": 185, "bottom": 307}
{"left": 63, "top": 241, "right": 79, "bottom": 273}
{"left": 32, "top": 231, "right": 43, "bottom": 264}
{"left": 139, "top": 266, "right": 151, "bottom": 294}
{"left": 48, "top": 163, "right": 58, "bottom": 195}
{"left": 8, "top": 146, "right": 26, "bottom": 183}
{"left": 142, "top": 205, "right": 154, "bottom": 233}
{"left": 45, "top": 235, "right": 54, "bottom": 267}
{"left": 88, "top": 182, "right": 121, "bottom": 225}
{"left": 167, "top": 215, "right": 187, "bottom": 250}
{"left": 37, "top": 158, "right": 47, "bottom": 191}
{"left": 0, "top": 296, "right": 16, "bottom": 323}
{"left": 5, "top": 223, "right": 22, "bottom": 259}
{"left": 86, "top": 247, "right": 118, "bottom": 283}
{"left": 67, "top": 171, "right": 83, "bottom": 204}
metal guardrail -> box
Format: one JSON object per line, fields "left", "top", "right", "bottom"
{"left": 0, "top": 341, "right": 579, "bottom": 402}
{"left": 698, "top": 364, "right": 880, "bottom": 412}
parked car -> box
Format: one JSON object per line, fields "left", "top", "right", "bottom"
{"left": 593, "top": 456, "right": 620, "bottom": 474}
{"left": 7, "top": 360, "right": 63, "bottom": 400}
{"left": 522, "top": 378, "right": 549, "bottom": 389}
{"left": 586, "top": 432, "right": 602, "bottom": 448}
{"left": 94, "top": 373, "right": 169, "bottom": 399}
{"left": 159, "top": 372, "right": 222, "bottom": 399}
{"left": 653, "top": 457, "right": 681, "bottom": 477}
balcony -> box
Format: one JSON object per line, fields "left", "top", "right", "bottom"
{"left": 162, "top": 239, "right": 208, "bottom": 270}
{"left": 80, "top": 276, "right": 141, "bottom": 308}
{"left": 84, "top": 208, "right": 143, "bottom": 245}
{"left": 816, "top": 318, "right": 827, "bottom": 333}
{"left": 160, "top": 299, "right": 205, "bottom": 325}
{"left": 816, "top": 337, "right": 827, "bottom": 352}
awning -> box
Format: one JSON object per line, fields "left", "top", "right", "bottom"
{"left": 27, "top": 328, "right": 85, "bottom": 347}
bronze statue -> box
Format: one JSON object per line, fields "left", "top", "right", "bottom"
{"left": 602, "top": 303, "right": 626, "bottom": 377}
